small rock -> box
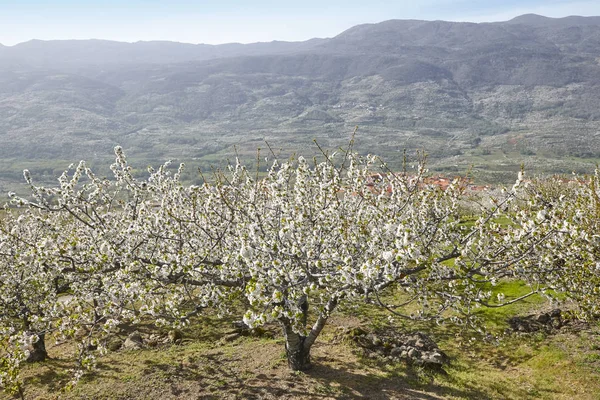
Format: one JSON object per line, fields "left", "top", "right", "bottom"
{"left": 509, "top": 309, "right": 567, "bottom": 333}
{"left": 222, "top": 332, "right": 241, "bottom": 342}
{"left": 429, "top": 352, "right": 445, "bottom": 364}
{"left": 124, "top": 331, "right": 143, "bottom": 350}
{"left": 107, "top": 338, "right": 123, "bottom": 352}
{"left": 390, "top": 347, "right": 402, "bottom": 357}
{"left": 407, "top": 348, "right": 420, "bottom": 359}
{"left": 168, "top": 329, "right": 183, "bottom": 344}
{"left": 536, "top": 313, "right": 550, "bottom": 323}
{"left": 232, "top": 320, "right": 249, "bottom": 330}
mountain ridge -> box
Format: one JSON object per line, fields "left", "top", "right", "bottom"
{"left": 4, "top": 13, "right": 600, "bottom": 48}
{"left": 2, "top": 14, "right": 600, "bottom": 64}
{"left": 2, "top": 14, "right": 600, "bottom": 190}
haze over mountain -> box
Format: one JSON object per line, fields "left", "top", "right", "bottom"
{"left": 2, "top": 13, "right": 600, "bottom": 189}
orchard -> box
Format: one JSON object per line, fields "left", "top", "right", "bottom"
{"left": 1, "top": 145, "right": 599, "bottom": 397}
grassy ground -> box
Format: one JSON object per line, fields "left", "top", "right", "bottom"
{"left": 7, "top": 287, "right": 600, "bottom": 400}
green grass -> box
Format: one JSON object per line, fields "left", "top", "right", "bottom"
{"left": 474, "top": 280, "right": 547, "bottom": 330}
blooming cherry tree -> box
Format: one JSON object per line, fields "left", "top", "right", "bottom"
{"left": 511, "top": 172, "right": 600, "bottom": 320}
{"left": 208, "top": 153, "right": 550, "bottom": 370}
{"left": 1, "top": 145, "right": 597, "bottom": 395}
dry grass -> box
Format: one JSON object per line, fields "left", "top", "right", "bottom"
{"left": 5, "top": 301, "right": 600, "bottom": 400}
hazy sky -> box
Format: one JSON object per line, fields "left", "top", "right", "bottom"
{"left": 1, "top": 0, "right": 600, "bottom": 46}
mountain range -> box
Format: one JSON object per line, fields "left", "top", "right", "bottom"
{"left": 2, "top": 13, "right": 600, "bottom": 190}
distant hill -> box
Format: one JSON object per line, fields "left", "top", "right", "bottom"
{"left": 503, "top": 14, "right": 600, "bottom": 27}
{"left": 0, "top": 38, "right": 326, "bottom": 68}
{"left": 2, "top": 14, "right": 600, "bottom": 190}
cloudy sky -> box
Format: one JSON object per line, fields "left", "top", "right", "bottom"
{"left": 1, "top": 0, "right": 599, "bottom": 46}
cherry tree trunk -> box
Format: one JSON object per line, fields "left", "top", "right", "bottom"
{"left": 26, "top": 333, "right": 47, "bottom": 363}
{"left": 283, "top": 326, "right": 312, "bottom": 371}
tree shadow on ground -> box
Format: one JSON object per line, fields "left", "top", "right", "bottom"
{"left": 306, "top": 356, "right": 495, "bottom": 400}
{"left": 22, "top": 358, "right": 73, "bottom": 392}
{"left": 140, "top": 351, "right": 330, "bottom": 399}
{"left": 22, "top": 357, "right": 123, "bottom": 394}
{"left": 137, "top": 348, "right": 496, "bottom": 399}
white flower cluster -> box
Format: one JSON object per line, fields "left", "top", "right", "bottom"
{"left": 1, "top": 146, "right": 598, "bottom": 392}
